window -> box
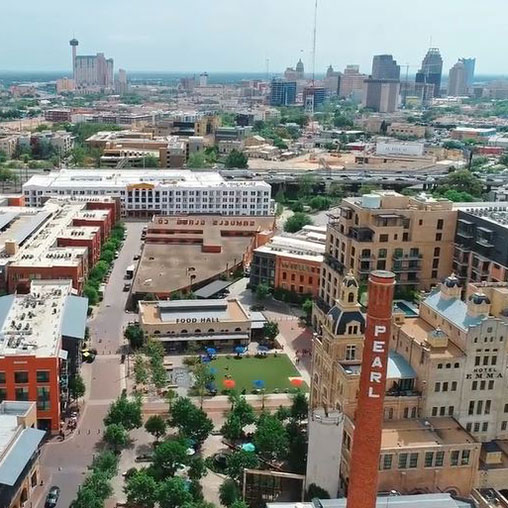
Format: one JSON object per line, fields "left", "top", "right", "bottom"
{"left": 435, "top": 451, "right": 445, "bottom": 467}
{"left": 449, "top": 406, "right": 454, "bottom": 416}
{"left": 14, "top": 372, "right": 28, "bottom": 384}
{"left": 435, "top": 382, "right": 441, "bottom": 392}
{"left": 485, "top": 400, "right": 491, "bottom": 415}
{"left": 424, "top": 452, "right": 434, "bottom": 467}
{"left": 477, "top": 400, "right": 483, "bottom": 415}
{"left": 437, "top": 363, "right": 443, "bottom": 369}
{"left": 437, "top": 219, "right": 444, "bottom": 230}
{"left": 451, "top": 450, "right": 459, "bottom": 466}
{"left": 440, "top": 406, "right": 446, "bottom": 416}
{"left": 380, "top": 234, "right": 389, "bottom": 242}
{"left": 382, "top": 454, "right": 392, "bottom": 470}
{"left": 434, "top": 247, "right": 441, "bottom": 256}
{"left": 502, "top": 421, "right": 507, "bottom": 431}
{"left": 0, "top": 388, "right": 6, "bottom": 402}
{"left": 403, "top": 232, "right": 409, "bottom": 241}
{"left": 488, "top": 380, "right": 494, "bottom": 390}
{"left": 472, "top": 381, "right": 477, "bottom": 390}
{"left": 0, "top": 372, "right": 5, "bottom": 384}
{"left": 442, "top": 382, "right": 449, "bottom": 392}
{"left": 436, "top": 233, "right": 442, "bottom": 241}
{"left": 452, "top": 382, "right": 457, "bottom": 391}
{"left": 468, "top": 401, "right": 474, "bottom": 415}
{"left": 432, "top": 258, "right": 439, "bottom": 269}
{"left": 36, "top": 371, "right": 50, "bottom": 383}
{"left": 378, "top": 249, "right": 387, "bottom": 258}
{"left": 432, "top": 406, "right": 438, "bottom": 416}
{"left": 345, "top": 345, "right": 356, "bottom": 360}
{"left": 15, "top": 387, "right": 29, "bottom": 401}
{"left": 398, "top": 453, "right": 408, "bottom": 469}
{"left": 432, "top": 270, "right": 438, "bottom": 279}
{"left": 492, "top": 356, "right": 498, "bottom": 366}
{"left": 504, "top": 403, "right": 508, "bottom": 413}
{"left": 482, "top": 422, "right": 489, "bottom": 432}
{"left": 466, "top": 422, "right": 472, "bottom": 432}
{"left": 461, "top": 450, "right": 471, "bottom": 465}
{"left": 409, "top": 453, "right": 418, "bottom": 468}
{"left": 37, "top": 387, "right": 50, "bottom": 411}
{"left": 475, "top": 356, "right": 480, "bottom": 366}
{"left": 474, "top": 422, "right": 480, "bottom": 432}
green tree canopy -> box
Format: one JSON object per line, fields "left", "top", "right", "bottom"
{"left": 104, "top": 423, "right": 128, "bottom": 453}
{"left": 435, "top": 169, "right": 483, "bottom": 198}
{"left": 290, "top": 390, "right": 308, "bottom": 421}
{"left": 253, "top": 413, "right": 289, "bottom": 461}
{"left": 145, "top": 414, "right": 167, "bottom": 441}
{"left": 124, "top": 324, "right": 145, "bottom": 350}
{"left": 255, "top": 283, "right": 271, "bottom": 301}
{"left": 284, "top": 213, "right": 313, "bottom": 233}
{"left": 69, "top": 374, "right": 86, "bottom": 400}
{"left": 124, "top": 469, "right": 159, "bottom": 508}
{"left": 225, "top": 150, "right": 248, "bottom": 169}
{"left": 219, "top": 479, "right": 241, "bottom": 507}
{"left": 170, "top": 397, "right": 214, "bottom": 446}
{"left": 188, "top": 152, "right": 207, "bottom": 169}
{"left": 158, "top": 477, "right": 193, "bottom": 508}
{"left": 91, "top": 450, "right": 119, "bottom": 478}
{"left": 104, "top": 394, "right": 142, "bottom": 430}
{"left": 225, "top": 450, "right": 259, "bottom": 481}
{"left": 152, "top": 438, "right": 189, "bottom": 479}
{"left": 263, "top": 321, "right": 279, "bottom": 341}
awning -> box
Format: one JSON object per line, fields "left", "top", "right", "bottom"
{"left": 158, "top": 333, "right": 249, "bottom": 343}
{"left": 193, "top": 280, "right": 234, "bottom": 299}
{"left": 387, "top": 351, "right": 416, "bottom": 380}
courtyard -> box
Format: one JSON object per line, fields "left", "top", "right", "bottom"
{"left": 209, "top": 353, "right": 307, "bottom": 394}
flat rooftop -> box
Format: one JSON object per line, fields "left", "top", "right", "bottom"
{"left": 24, "top": 169, "right": 271, "bottom": 190}
{"left": 380, "top": 417, "right": 477, "bottom": 449}
{"left": 57, "top": 225, "right": 100, "bottom": 240}
{"left": 0, "top": 280, "right": 74, "bottom": 357}
{"left": 255, "top": 235, "right": 325, "bottom": 262}
{"left": 139, "top": 298, "right": 250, "bottom": 325}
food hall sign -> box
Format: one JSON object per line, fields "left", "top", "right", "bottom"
{"left": 466, "top": 367, "right": 503, "bottom": 380}
{"left": 176, "top": 317, "right": 219, "bottom": 324}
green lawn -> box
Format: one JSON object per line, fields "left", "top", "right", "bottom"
{"left": 209, "top": 354, "right": 307, "bottom": 394}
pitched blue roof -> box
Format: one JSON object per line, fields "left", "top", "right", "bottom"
{"left": 0, "top": 428, "right": 45, "bottom": 486}
{"left": 424, "top": 290, "right": 485, "bottom": 332}
{"left": 62, "top": 295, "right": 88, "bottom": 340}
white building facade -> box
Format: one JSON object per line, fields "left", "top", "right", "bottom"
{"left": 23, "top": 169, "right": 273, "bottom": 217}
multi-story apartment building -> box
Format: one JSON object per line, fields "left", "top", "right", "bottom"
{"left": 0, "top": 280, "right": 87, "bottom": 432}
{"left": 453, "top": 203, "right": 508, "bottom": 285}
{"left": 250, "top": 226, "right": 326, "bottom": 297}
{"left": 314, "top": 191, "right": 456, "bottom": 328}
{"left": 23, "top": 169, "right": 272, "bottom": 218}
{"left": 0, "top": 401, "right": 45, "bottom": 508}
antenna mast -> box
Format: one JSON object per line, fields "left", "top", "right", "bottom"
{"left": 312, "top": 0, "right": 318, "bottom": 86}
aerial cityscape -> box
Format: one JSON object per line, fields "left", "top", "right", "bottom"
{"left": 3, "top": 1, "right": 508, "bottom": 508}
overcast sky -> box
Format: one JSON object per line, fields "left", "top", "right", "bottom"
{"left": 1, "top": 0, "right": 506, "bottom": 75}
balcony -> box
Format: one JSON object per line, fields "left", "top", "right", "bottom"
{"left": 392, "top": 261, "right": 422, "bottom": 272}
{"left": 396, "top": 276, "right": 420, "bottom": 285}
{"left": 348, "top": 226, "right": 374, "bottom": 242}
{"left": 392, "top": 252, "right": 423, "bottom": 260}
{"left": 324, "top": 253, "right": 345, "bottom": 275}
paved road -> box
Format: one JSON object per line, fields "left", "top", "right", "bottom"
{"left": 35, "top": 221, "right": 145, "bottom": 508}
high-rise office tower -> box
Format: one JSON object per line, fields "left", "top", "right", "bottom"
{"left": 415, "top": 48, "right": 443, "bottom": 98}
{"left": 199, "top": 72, "right": 208, "bottom": 87}
{"left": 270, "top": 78, "right": 296, "bottom": 106}
{"left": 448, "top": 60, "right": 468, "bottom": 96}
{"left": 70, "top": 40, "right": 114, "bottom": 89}
{"left": 115, "top": 69, "right": 128, "bottom": 95}
{"left": 460, "top": 57, "right": 476, "bottom": 88}
{"left": 364, "top": 55, "right": 400, "bottom": 112}
{"left": 371, "top": 54, "right": 400, "bottom": 80}
{"left": 295, "top": 58, "right": 305, "bottom": 80}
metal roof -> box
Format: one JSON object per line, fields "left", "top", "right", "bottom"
{"left": 13, "top": 211, "right": 52, "bottom": 245}
{"left": 314, "top": 493, "right": 474, "bottom": 507}
{"left": 0, "top": 295, "right": 14, "bottom": 330}
{"left": 194, "top": 280, "right": 233, "bottom": 299}
{"left": 424, "top": 290, "right": 485, "bottom": 332}
{"left": 0, "top": 427, "right": 45, "bottom": 486}
{"left": 62, "top": 295, "right": 88, "bottom": 340}
{"left": 387, "top": 351, "right": 416, "bottom": 380}
{"left": 0, "top": 212, "right": 19, "bottom": 231}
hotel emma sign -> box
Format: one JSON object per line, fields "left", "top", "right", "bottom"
{"left": 466, "top": 367, "right": 503, "bottom": 380}
{"left": 175, "top": 317, "right": 219, "bottom": 324}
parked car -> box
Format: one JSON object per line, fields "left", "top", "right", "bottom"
{"left": 45, "top": 486, "right": 60, "bottom": 508}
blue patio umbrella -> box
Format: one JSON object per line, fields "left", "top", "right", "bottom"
{"left": 207, "top": 347, "right": 217, "bottom": 356}
{"left": 202, "top": 355, "right": 211, "bottom": 363}
{"left": 241, "top": 443, "right": 256, "bottom": 452}
{"left": 257, "top": 345, "right": 269, "bottom": 352}
{"left": 234, "top": 345, "right": 246, "bottom": 354}
{"left": 209, "top": 367, "right": 217, "bottom": 375}
{"left": 253, "top": 379, "right": 265, "bottom": 389}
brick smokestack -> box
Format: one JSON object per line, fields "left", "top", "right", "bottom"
{"left": 346, "top": 270, "right": 395, "bottom": 508}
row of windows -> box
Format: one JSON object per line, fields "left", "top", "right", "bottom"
{"left": 437, "top": 362, "right": 461, "bottom": 369}
{"left": 379, "top": 449, "right": 470, "bottom": 471}
{"left": 0, "top": 371, "right": 50, "bottom": 384}
{"left": 434, "top": 381, "right": 457, "bottom": 392}
{"left": 474, "top": 355, "right": 497, "bottom": 367}
{"left": 0, "top": 386, "right": 51, "bottom": 410}
{"left": 466, "top": 421, "right": 489, "bottom": 433}
{"left": 431, "top": 406, "right": 455, "bottom": 416}
{"left": 472, "top": 380, "right": 495, "bottom": 391}
{"left": 282, "top": 273, "right": 314, "bottom": 285}
{"left": 468, "top": 399, "right": 491, "bottom": 416}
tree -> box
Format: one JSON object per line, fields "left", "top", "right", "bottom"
{"left": 309, "top": 196, "right": 331, "bottom": 211}
{"left": 358, "top": 184, "right": 379, "bottom": 195}
{"left": 286, "top": 419, "right": 307, "bottom": 474}
{"left": 124, "top": 324, "right": 145, "bottom": 350}
{"left": 284, "top": 213, "right": 313, "bottom": 233}
{"left": 263, "top": 321, "right": 279, "bottom": 342}
{"left": 167, "top": 389, "right": 178, "bottom": 413}
{"left": 219, "top": 479, "right": 241, "bottom": 507}
{"left": 291, "top": 200, "right": 304, "bottom": 213}
{"left": 499, "top": 153, "right": 508, "bottom": 166}
{"left": 221, "top": 413, "right": 243, "bottom": 441}
{"left": 0, "top": 150, "right": 7, "bottom": 163}
{"left": 443, "top": 140, "right": 464, "bottom": 150}
{"left": 435, "top": 169, "right": 483, "bottom": 198}
{"left": 152, "top": 438, "right": 189, "bottom": 479}
{"left": 124, "top": 469, "right": 159, "bottom": 508}
{"left": 70, "top": 486, "right": 104, "bottom": 508}
{"left": 297, "top": 174, "right": 315, "bottom": 198}
{"left": 275, "top": 405, "right": 291, "bottom": 422}
{"left": 225, "top": 450, "right": 259, "bottom": 481}
{"left": 170, "top": 397, "right": 214, "bottom": 446}
{"left": 290, "top": 390, "right": 308, "bottom": 421}
{"left": 104, "top": 423, "right": 128, "bottom": 453}
{"left": 142, "top": 155, "right": 159, "bottom": 168}
{"left": 100, "top": 249, "right": 114, "bottom": 264}
{"left": 145, "top": 415, "right": 167, "bottom": 442}
{"left": 91, "top": 450, "right": 119, "bottom": 478}
{"left": 134, "top": 354, "right": 149, "bottom": 385}
{"left": 69, "top": 374, "right": 86, "bottom": 400}
{"left": 82, "top": 470, "right": 113, "bottom": 500}
{"left": 229, "top": 393, "right": 256, "bottom": 427}
{"left": 305, "top": 483, "right": 330, "bottom": 500}
{"left": 225, "top": 150, "right": 248, "bottom": 169}
{"left": 188, "top": 152, "right": 207, "bottom": 169}
{"left": 302, "top": 299, "right": 313, "bottom": 320}
{"left": 188, "top": 456, "right": 208, "bottom": 481}
{"left": 255, "top": 283, "right": 271, "bottom": 301}
{"left": 158, "top": 477, "right": 193, "bottom": 508}
{"left": 230, "top": 501, "right": 249, "bottom": 508}
{"left": 104, "top": 394, "right": 142, "bottom": 430}
{"left": 191, "top": 363, "right": 215, "bottom": 408}
{"left": 329, "top": 182, "right": 346, "bottom": 199}
{"left": 83, "top": 284, "right": 99, "bottom": 306}
{"left": 253, "top": 414, "right": 288, "bottom": 461}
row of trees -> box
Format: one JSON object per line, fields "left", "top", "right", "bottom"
{"left": 83, "top": 222, "right": 126, "bottom": 306}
